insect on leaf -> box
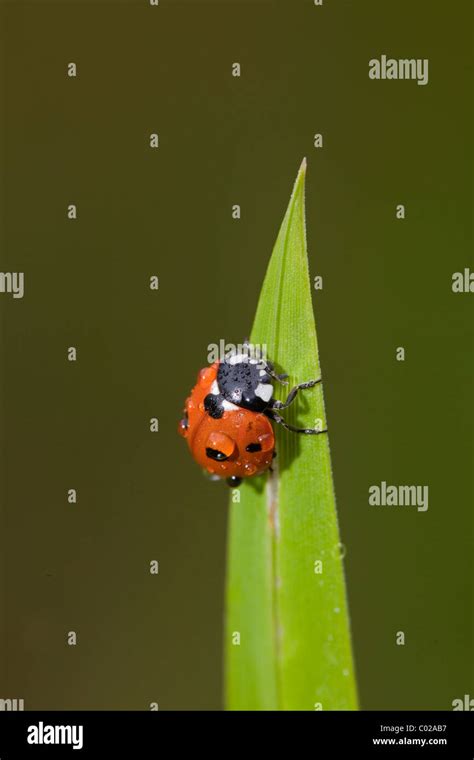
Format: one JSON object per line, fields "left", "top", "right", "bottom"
{"left": 225, "top": 159, "right": 358, "bottom": 710}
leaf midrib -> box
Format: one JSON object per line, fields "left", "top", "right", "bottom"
{"left": 263, "top": 178, "right": 301, "bottom": 711}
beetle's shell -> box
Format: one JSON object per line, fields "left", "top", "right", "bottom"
{"left": 179, "top": 362, "right": 275, "bottom": 480}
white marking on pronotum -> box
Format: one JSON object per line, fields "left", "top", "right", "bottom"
{"left": 222, "top": 400, "right": 240, "bottom": 411}
{"left": 227, "top": 353, "right": 246, "bottom": 365}
{"left": 255, "top": 383, "right": 273, "bottom": 402}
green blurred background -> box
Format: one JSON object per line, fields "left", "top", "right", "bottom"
{"left": 0, "top": 0, "right": 472, "bottom": 709}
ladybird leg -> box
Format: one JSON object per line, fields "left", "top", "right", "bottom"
{"left": 265, "top": 409, "right": 327, "bottom": 435}
{"left": 260, "top": 361, "right": 289, "bottom": 386}
{"left": 270, "top": 378, "right": 322, "bottom": 409}
{"left": 268, "top": 368, "right": 289, "bottom": 386}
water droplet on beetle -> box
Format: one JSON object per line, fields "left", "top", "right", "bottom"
{"left": 234, "top": 412, "right": 245, "bottom": 429}
{"left": 199, "top": 368, "right": 212, "bottom": 385}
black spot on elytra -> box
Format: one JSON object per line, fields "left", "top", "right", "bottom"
{"left": 245, "top": 442, "right": 262, "bottom": 453}
{"left": 206, "top": 447, "right": 228, "bottom": 461}
{"left": 204, "top": 393, "right": 224, "bottom": 419}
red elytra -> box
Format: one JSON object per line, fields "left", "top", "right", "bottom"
{"left": 178, "top": 361, "right": 275, "bottom": 484}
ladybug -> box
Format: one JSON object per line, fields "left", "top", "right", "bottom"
{"left": 178, "top": 343, "right": 326, "bottom": 487}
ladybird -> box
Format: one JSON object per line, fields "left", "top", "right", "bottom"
{"left": 178, "top": 343, "right": 326, "bottom": 487}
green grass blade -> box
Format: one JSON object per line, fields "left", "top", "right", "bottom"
{"left": 225, "top": 159, "right": 358, "bottom": 710}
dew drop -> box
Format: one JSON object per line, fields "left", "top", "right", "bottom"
{"left": 257, "top": 432, "right": 273, "bottom": 452}
{"left": 234, "top": 412, "right": 245, "bottom": 429}
{"left": 199, "top": 368, "right": 212, "bottom": 385}
{"left": 332, "top": 542, "right": 346, "bottom": 559}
